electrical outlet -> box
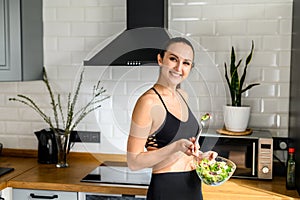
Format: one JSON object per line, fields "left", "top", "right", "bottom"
{"left": 70, "top": 131, "right": 100, "bottom": 143}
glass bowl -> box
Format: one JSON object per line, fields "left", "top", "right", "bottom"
{"left": 195, "top": 156, "right": 236, "bottom": 186}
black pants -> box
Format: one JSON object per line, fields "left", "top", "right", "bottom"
{"left": 147, "top": 170, "right": 203, "bottom": 200}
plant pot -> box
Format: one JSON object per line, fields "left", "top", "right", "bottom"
{"left": 223, "top": 105, "right": 251, "bottom": 132}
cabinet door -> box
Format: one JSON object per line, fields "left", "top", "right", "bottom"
{"left": 0, "top": 0, "right": 22, "bottom": 81}
{"left": 13, "top": 189, "right": 77, "bottom": 200}
{"left": 0, "top": 0, "right": 42, "bottom": 81}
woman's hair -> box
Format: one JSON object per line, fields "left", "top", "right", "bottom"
{"left": 159, "top": 37, "right": 195, "bottom": 64}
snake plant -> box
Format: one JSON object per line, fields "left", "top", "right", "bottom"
{"left": 224, "top": 41, "right": 260, "bottom": 107}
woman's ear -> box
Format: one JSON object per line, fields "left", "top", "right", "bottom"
{"left": 157, "top": 54, "right": 163, "bottom": 66}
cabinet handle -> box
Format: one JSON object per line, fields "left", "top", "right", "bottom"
{"left": 30, "top": 193, "right": 58, "bottom": 199}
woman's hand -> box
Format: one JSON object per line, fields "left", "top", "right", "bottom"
{"left": 176, "top": 138, "right": 196, "bottom": 156}
{"left": 198, "top": 151, "right": 218, "bottom": 161}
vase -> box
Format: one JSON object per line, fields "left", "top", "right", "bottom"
{"left": 55, "top": 131, "right": 71, "bottom": 168}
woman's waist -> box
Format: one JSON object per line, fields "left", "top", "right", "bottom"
{"left": 152, "top": 154, "right": 196, "bottom": 174}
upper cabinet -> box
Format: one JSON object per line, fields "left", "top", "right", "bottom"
{"left": 0, "top": 0, "right": 43, "bottom": 82}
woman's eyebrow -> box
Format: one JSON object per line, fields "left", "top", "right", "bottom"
{"left": 168, "top": 52, "right": 193, "bottom": 63}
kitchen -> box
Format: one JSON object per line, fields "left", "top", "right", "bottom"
{"left": 0, "top": 0, "right": 299, "bottom": 199}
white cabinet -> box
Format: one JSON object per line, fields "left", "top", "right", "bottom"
{"left": 13, "top": 189, "right": 77, "bottom": 200}
{"left": 1, "top": 187, "right": 12, "bottom": 200}
{"left": 0, "top": 0, "right": 43, "bottom": 81}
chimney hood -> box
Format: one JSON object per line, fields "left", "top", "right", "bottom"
{"left": 84, "top": 0, "right": 170, "bottom": 66}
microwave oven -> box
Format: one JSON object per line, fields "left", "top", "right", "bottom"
{"left": 199, "top": 129, "right": 273, "bottom": 179}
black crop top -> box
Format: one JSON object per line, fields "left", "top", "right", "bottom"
{"left": 145, "top": 87, "right": 199, "bottom": 149}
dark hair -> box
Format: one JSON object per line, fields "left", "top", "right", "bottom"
{"left": 159, "top": 37, "right": 195, "bottom": 64}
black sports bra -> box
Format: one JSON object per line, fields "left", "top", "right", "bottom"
{"left": 145, "top": 87, "right": 199, "bottom": 149}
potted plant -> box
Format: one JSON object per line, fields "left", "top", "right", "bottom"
{"left": 223, "top": 41, "right": 260, "bottom": 132}
{"left": 9, "top": 67, "right": 109, "bottom": 167}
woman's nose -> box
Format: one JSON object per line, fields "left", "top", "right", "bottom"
{"left": 174, "top": 62, "right": 183, "bottom": 71}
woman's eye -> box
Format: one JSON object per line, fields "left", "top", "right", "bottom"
{"left": 169, "top": 57, "right": 177, "bottom": 62}
{"left": 183, "top": 61, "right": 192, "bottom": 66}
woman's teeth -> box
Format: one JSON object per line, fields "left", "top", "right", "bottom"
{"left": 170, "top": 71, "right": 182, "bottom": 77}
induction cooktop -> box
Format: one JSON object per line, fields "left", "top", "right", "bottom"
{"left": 81, "top": 162, "right": 151, "bottom": 186}
{"left": 0, "top": 167, "right": 14, "bottom": 177}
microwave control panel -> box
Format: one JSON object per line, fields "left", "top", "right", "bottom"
{"left": 257, "top": 137, "right": 273, "bottom": 179}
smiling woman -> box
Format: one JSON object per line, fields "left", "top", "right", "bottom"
{"left": 126, "top": 37, "right": 217, "bottom": 200}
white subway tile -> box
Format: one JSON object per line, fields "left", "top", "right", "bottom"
{"left": 248, "top": 113, "right": 277, "bottom": 128}
{"left": 280, "top": 19, "right": 292, "bottom": 34}
{"left": 6, "top": 121, "right": 32, "bottom": 134}
{"left": 85, "top": 7, "right": 113, "bottom": 22}
{"left": 202, "top": 5, "right": 233, "bottom": 19}
{"left": 0, "top": 135, "right": 20, "bottom": 149}
{"left": 71, "top": 0, "right": 99, "bottom": 7}
{"left": 262, "top": 68, "right": 280, "bottom": 82}
{"left": 44, "top": 0, "right": 70, "bottom": 8}
{"left": 171, "top": 5, "right": 202, "bottom": 19}
{"left": 113, "top": 6, "right": 126, "bottom": 22}
{"left": 71, "top": 23, "right": 102, "bottom": 36}
{"left": 44, "top": 52, "right": 72, "bottom": 65}
{"left": 44, "top": 37, "right": 58, "bottom": 51}
{"left": 43, "top": 8, "right": 56, "bottom": 21}
{"left": 279, "top": 51, "right": 291, "bottom": 67}
{"left": 186, "top": 21, "right": 215, "bottom": 35}
{"left": 216, "top": 20, "right": 247, "bottom": 35}
{"left": 249, "top": 84, "right": 277, "bottom": 98}
{"left": 0, "top": 82, "right": 18, "bottom": 93}
{"left": 263, "top": 35, "right": 291, "bottom": 50}
{"left": 201, "top": 36, "right": 231, "bottom": 51}
{"left": 58, "top": 37, "right": 85, "bottom": 51}
{"left": 232, "top": 5, "right": 265, "bottom": 19}
{"left": 56, "top": 8, "right": 84, "bottom": 21}
{"left": 251, "top": 51, "right": 278, "bottom": 67}
{"left": 44, "top": 22, "right": 71, "bottom": 36}
{"left": 247, "top": 20, "right": 279, "bottom": 35}
{"left": 265, "top": 4, "right": 293, "bottom": 19}
{"left": 278, "top": 83, "right": 289, "bottom": 97}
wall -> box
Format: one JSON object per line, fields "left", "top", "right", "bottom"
{"left": 0, "top": 0, "right": 293, "bottom": 155}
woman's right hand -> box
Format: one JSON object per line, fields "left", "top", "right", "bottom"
{"left": 176, "top": 138, "right": 195, "bottom": 156}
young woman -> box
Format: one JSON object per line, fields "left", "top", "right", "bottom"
{"left": 127, "top": 37, "right": 216, "bottom": 200}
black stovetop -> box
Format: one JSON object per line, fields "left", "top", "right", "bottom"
{"left": 81, "top": 162, "right": 151, "bottom": 186}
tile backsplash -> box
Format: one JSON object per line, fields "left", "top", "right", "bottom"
{"left": 1, "top": 0, "right": 293, "bottom": 154}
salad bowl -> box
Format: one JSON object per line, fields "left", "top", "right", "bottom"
{"left": 195, "top": 156, "right": 236, "bottom": 186}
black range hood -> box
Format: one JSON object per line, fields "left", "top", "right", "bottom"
{"left": 84, "top": 0, "right": 170, "bottom": 66}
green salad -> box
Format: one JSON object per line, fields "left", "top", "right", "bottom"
{"left": 196, "top": 158, "right": 235, "bottom": 186}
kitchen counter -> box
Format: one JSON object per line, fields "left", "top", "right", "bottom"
{"left": 0, "top": 150, "right": 299, "bottom": 199}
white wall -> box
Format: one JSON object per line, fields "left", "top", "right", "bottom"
{"left": 0, "top": 0, "right": 293, "bottom": 154}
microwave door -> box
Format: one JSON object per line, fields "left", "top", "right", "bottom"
{"left": 252, "top": 141, "right": 255, "bottom": 176}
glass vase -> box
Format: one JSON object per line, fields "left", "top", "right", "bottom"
{"left": 55, "top": 131, "right": 70, "bottom": 168}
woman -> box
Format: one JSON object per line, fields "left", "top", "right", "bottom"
{"left": 127, "top": 37, "right": 216, "bottom": 200}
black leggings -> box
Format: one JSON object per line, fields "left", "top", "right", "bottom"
{"left": 147, "top": 170, "right": 203, "bottom": 200}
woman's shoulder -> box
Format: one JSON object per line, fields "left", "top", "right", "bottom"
{"left": 136, "top": 88, "right": 157, "bottom": 107}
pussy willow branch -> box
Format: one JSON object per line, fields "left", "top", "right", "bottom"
{"left": 43, "top": 68, "right": 60, "bottom": 129}
{"left": 8, "top": 95, "right": 55, "bottom": 131}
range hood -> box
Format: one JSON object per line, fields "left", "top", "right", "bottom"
{"left": 84, "top": 0, "right": 170, "bottom": 66}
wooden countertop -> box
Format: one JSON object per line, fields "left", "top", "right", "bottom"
{"left": 1, "top": 150, "right": 300, "bottom": 199}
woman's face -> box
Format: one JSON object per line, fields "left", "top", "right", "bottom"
{"left": 157, "top": 42, "right": 194, "bottom": 86}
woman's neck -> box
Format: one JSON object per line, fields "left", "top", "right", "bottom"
{"left": 154, "top": 83, "right": 178, "bottom": 96}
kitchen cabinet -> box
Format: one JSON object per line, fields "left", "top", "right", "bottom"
{"left": 0, "top": 187, "right": 12, "bottom": 200}
{"left": 0, "top": 0, "right": 43, "bottom": 81}
{"left": 13, "top": 189, "right": 77, "bottom": 200}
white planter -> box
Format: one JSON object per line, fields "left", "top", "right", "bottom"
{"left": 223, "top": 105, "right": 251, "bottom": 132}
